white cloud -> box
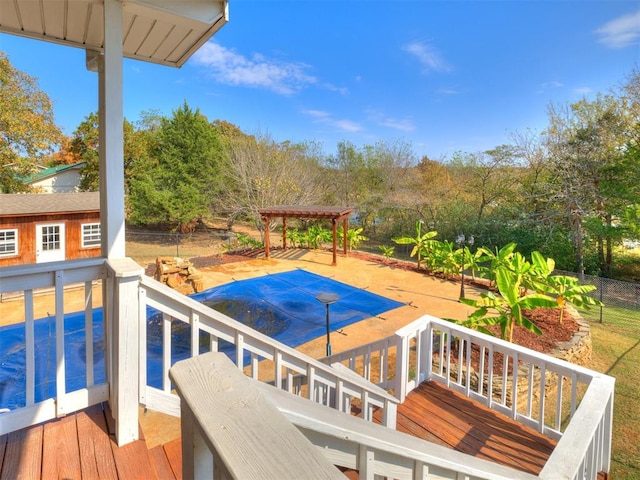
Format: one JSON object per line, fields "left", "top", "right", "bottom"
{"left": 573, "top": 86, "right": 594, "bottom": 96}
{"left": 595, "top": 10, "right": 640, "bottom": 48}
{"left": 402, "top": 41, "right": 451, "bottom": 74}
{"left": 191, "top": 41, "right": 317, "bottom": 95}
{"left": 366, "top": 110, "right": 415, "bottom": 132}
{"left": 541, "top": 81, "right": 564, "bottom": 89}
{"left": 537, "top": 81, "right": 564, "bottom": 93}
{"left": 437, "top": 87, "right": 463, "bottom": 95}
{"left": 302, "top": 109, "right": 363, "bottom": 133}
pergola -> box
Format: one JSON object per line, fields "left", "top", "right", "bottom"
{"left": 258, "top": 206, "right": 354, "bottom": 266}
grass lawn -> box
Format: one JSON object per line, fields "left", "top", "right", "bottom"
{"left": 580, "top": 306, "right": 640, "bottom": 479}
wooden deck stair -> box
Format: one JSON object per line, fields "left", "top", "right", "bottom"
{"left": 1, "top": 382, "right": 559, "bottom": 479}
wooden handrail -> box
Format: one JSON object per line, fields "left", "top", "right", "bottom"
{"left": 169, "top": 352, "right": 345, "bottom": 480}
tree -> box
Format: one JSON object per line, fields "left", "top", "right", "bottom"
{"left": 446, "top": 146, "right": 518, "bottom": 222}
{"left": 324, "top": 139, "right": 414, "bottom": 232}
{"left": 128, "top": 102, "right": 225, "bottom": 232}
{"left": 0, "top": 51, "right": 63, "bottom": 192}
{"left": 219, "top": 131, "right": 325, "bottom": 233}
{"left": 69, "top": 113, "right": 100, "bottom": 191}
{"left": 544, "top": 94, "right": 630, "bottom": 278}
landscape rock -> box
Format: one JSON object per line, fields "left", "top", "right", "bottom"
{"left": 154, "top": 257, "right": 204, "bottom": 294}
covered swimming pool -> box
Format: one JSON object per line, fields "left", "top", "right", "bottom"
{"left": 0, "top": 269, "right": 403, "bottom": 410}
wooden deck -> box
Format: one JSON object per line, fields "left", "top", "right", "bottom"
{"left": 376, "top": 381, "right": 557, "bottom": 476}
{"left": 0, "top": 403, "right": 182, "bottom": 480}
{"left": 0, "top": 382, "right": 557, "bottom": 479}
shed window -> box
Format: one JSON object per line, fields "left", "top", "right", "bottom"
{"left": 0, "top": 229, "right": 18, "bottom": 257}
{"left": 82, "top": 223, "right": 101, "bottom": 248}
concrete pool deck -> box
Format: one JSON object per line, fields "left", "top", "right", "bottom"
{"left": 199, "top": 249, "right": 480, "bottom": 359}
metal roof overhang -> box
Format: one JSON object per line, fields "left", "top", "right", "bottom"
{"left": 0, "top": 0, "right": 228, "bottom": 68}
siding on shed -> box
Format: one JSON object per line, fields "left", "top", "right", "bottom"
{"left": 0, "top": 193, "right": 101, "bottom": 267}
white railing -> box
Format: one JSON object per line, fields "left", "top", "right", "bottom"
{"left": 172, "top": 352, "right": 540, "bottom": 480}
{"left": 0, "top": 258, "right": 109, "bottom": 435}
{"left": 1, "top": 259, "right": 614, "bottom": 479}
{"left": 324, "top": 314, "right": 615, "bottom": 480}
{"left": 0, "top": 257, "right": 397, "bottom": 444}
{"left": 138, "top": 274, "right": 398, "bottom": 427}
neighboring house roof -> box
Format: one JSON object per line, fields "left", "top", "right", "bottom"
{"left": 23, "top": 162, "right": 86, "bottom": 184}
{"left": 0, "top": 192, "right": 100, "bottom": 217}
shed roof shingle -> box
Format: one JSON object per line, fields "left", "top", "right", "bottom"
{"left": 0, "top": 192, "right": 100, "bottom": 216}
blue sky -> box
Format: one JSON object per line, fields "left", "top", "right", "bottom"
{"left": 1, "top": 1, "right": 639, "bottom": 161}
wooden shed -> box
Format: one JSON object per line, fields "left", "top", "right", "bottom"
{"left": 0, "top": 192, "right": 101, "bottom": 266}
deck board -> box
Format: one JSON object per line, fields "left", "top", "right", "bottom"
{"left": 381, "top": 381, "right": 557, "bottom": 476}
{"left": 77, "top": 404, "right": 119, "bottom": 479}
{"left": 162, "top": 438, "right": 183, "bottom": 480}
{"left": 149, "top": 444, "right": 177, "bottom": 480}
{"left": 0, "top": 424, "right": 42, "bottom": 480}
{"left": 42, "top": 414, "right": 82, "bottom": 479}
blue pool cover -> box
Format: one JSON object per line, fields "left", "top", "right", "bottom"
{"left": 0, "top": 269, "right": 403, "bottom": 410}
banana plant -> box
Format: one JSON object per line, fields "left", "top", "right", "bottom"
{"left": 542, "top": 274, "right": 603, "bottom": 323}
{"left": 379, "top": 244, "right": 395, "bottom": 259}
{"left": 338, "top": 226, "right": 369, "bottom": 251}
{"left": 392, "top": 221, "right": 438, "bottom": 269}
{"left": 477, "top": 242, "right": 517, "bottom": 287}
{"left": 306, "top": 224, "right": 331, "bottom": 249}
{"left": 460, "top": 265, "right": 557, "bottom": 342}
{"left": 286, "top": 227, "right": 304, "bottom": 248}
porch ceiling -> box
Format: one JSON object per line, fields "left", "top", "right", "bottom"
{"left": 0, "top": 0, "right": 228, "bottom": 67}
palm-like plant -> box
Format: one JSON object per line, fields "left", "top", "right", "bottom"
{"left": 392, "top": 221, "right": 438, "bottom": 269}
{"left": 477, "top": 242, "right": 517, "bottom": 287}
{"left": 460, "top": 266, "right": 557, "bottom": 342}
{"left": 306, "top": 225, "right": 332, "bottom": 249}
{"left": 338, "top": 226, "right": 369, "bottom": 251}
{"left": 379, "top": 244, "right": 395, "bottom": 259}
{"left": 287, "top": 227, "right": 304, "bottom": 248}
{"left": 542, "top": 275, "right": 603, "bottom": 323}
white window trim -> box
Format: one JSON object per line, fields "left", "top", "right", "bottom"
{"left": 0, "top": 228, "right": 18, "bottom": 257}
{"left": 81, "top": 223, "right": 101, "bottom": 248}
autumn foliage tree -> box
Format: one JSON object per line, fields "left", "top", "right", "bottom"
{"left": 0, "top": 51, "right": 63, "bottom": 192}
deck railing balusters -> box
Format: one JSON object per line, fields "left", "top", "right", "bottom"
{"left": 24, "top": 289, "right": 35, "bottom": 406}
{"left": 85, "top": 280, "right": 94, "bottom": 387}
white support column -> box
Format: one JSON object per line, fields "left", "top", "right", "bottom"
{"left": 100, "top": 0, "right": 126, "bottom": 259}
{"left": 106, "top": 258, "right": 144, "bottom": 446}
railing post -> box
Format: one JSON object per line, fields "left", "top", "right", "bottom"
{"left": 394, "top": 332, "right": 409, "bottom": 402}
{"left": 106, "top": 257, "right": 144, "bottom": 446}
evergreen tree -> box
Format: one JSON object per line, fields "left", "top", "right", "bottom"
{"left": 128, "top": 102, "right": 225, "bottom": 232}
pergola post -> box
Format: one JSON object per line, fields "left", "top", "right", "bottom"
{"left": 282, "top": 217, "right": 287, "bottom": 249}
{"left": 331, "top": 218, "right": 338, "bottom": 266}
{"left": 263, "top": 216, "right": 270, "bottom": 259}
